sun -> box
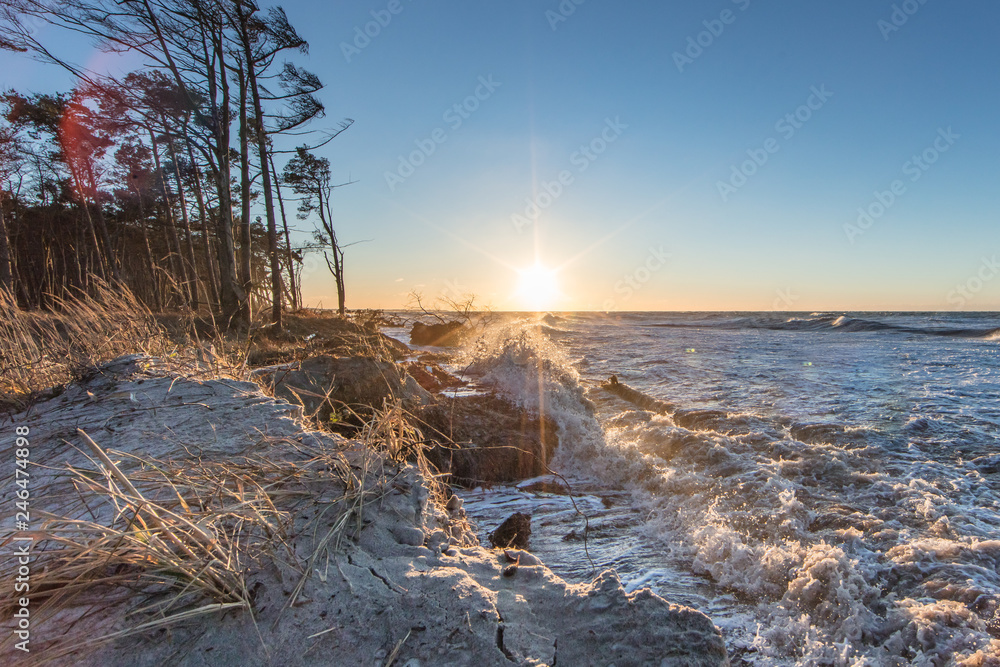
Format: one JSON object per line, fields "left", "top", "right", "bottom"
{"left": 514, "top": 263, "right": 560, "bottom": 311}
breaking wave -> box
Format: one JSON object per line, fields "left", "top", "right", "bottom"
{"left": 460, "top": 318, "right": 1000, "bottom": 666}
{"left": 647, "top": 313, "right": 1000, "bottom": 340}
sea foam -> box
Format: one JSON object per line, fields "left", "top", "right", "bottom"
{"left": 457, "top": 315, "right": 1000, "bottom": 665}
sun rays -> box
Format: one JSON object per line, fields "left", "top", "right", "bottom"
{"left": 514, "top": 262, "right": 561, "bottom": 311}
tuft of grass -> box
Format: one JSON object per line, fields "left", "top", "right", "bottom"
{"left": 0, "top": 282, "right": 173, "bottom": 406}
{"left": 0, "top": 294, "right": 473, "bottom": 661}
{"left": 281, "top": 397, "right": 466, "bottom": 614}
{"left": 0, "top": 393, "right": 467, "bottom": 662}
{"left": 0, "top": 428, "right": 361, "bottom": 662}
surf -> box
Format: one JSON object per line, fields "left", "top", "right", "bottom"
{"left": 457, "top": 315, "right": 1000, "bottom": 665}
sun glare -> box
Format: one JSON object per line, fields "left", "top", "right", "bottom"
{"left": 515, "top": 263, "right": 560, "bottom": 311}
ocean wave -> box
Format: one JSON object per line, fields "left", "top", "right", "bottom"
{"left": 461, "top": 319, "right": 1000, "bottom": 665}
{"left": 644, "top": 313, "right": 1000, "bottom": 339}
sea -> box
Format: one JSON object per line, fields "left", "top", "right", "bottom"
{"left": 389, "top": 312, "right": 1000, "bottom": 666}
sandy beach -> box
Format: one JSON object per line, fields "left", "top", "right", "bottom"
{"left": 0, "top": 310, "right": 729, "bottom": 666}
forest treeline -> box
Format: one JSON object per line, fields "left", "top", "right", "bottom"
{"left": 0, "top": 0, "right": 352, "bottom": 329}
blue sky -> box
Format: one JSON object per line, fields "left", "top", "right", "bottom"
{"left": 4, "top": 0, "right": 999, "bottom": 310}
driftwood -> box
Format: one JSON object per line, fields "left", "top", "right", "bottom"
{"left": 600, "top": 376, "right": 674, "bottom": 414}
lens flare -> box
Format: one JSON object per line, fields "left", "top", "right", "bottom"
{"left": 514, "top": 263, "right": 560, "bottom": 311}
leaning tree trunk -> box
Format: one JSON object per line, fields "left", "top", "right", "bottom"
{"left": 88, "top": 181, "right": 121, "bottom": 284}
{"left": 314, "top": 191, "right": 343, "bottom": 314}
{"left": 237, "top": 12, "right": 282, "bottom": 330}
{"left": 144, "top": 0, "right": 245, "bottom": 326}
{"left": 318, "top": 194, "right": 346, "bottom": 316}
{"left": 74, "top": 210, "right": 88, "bottom": 292}
{"left": 269, "top": 153, "right": 298, "bottom": 311}
{"left": 237, "top": 62, "right": 253, "bottom": 300}
{"left": 166, "top": 135, "right": 203, "bottom": 310}
{"left": 206, "top": 23, "right": 248, "bottom": 327}
{"left": 133, "top": 187, "right": 163, "bottom": 312}
{"left": 335, "top": 243, "right": 345, "bottom": 316}
{"left": 72, "top": 171, "right": 106, "bottom": 286}
{"left": 149, "top": 129, "right": 192, "bottom": 307}
{"left": 184, "top": 138, "right": 220, "bottom": 308}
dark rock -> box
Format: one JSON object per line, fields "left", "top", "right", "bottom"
{"left": 417, "top": 395, "right": 560, "bottom": 486}
{"left": 504, "top": 549, "right": 541, "bottom": 566}
{"left": 490, "top": 512, "right": 531, "bottom": 549}
{"left": 376, "top": 334, "right": 412, "bottom": 360}
{"left": 554, "top": 570, "right": 731, "bottom": 666}
{"left": 255, "top": 355, "right": 431, "bottom": 424}
{"left": 601, "top": 376, "right": 674, "bottom": 414}
{"left": 519, "top": 480, "right": 570, "bottom": 495}
{"left": 446, "top": 494, "right": 464, "bottom": 512}
{"left": 410, "top": 321, "right": 466, "bottom": 347}
{"left": 404, "top": 361, "right": 466, "bottom": 393}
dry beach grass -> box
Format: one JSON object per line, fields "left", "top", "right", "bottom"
{"left": 0, "top": 290, "right": 729, "bottom": 666}
{"left": 0, "top": 284, "right": 175, "bottom": 404}
{"left": 0, "top": 288, "right": 435, "bottom": 661}
{"left": 0, "top": 391, "right": 438, "bottom": 662}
